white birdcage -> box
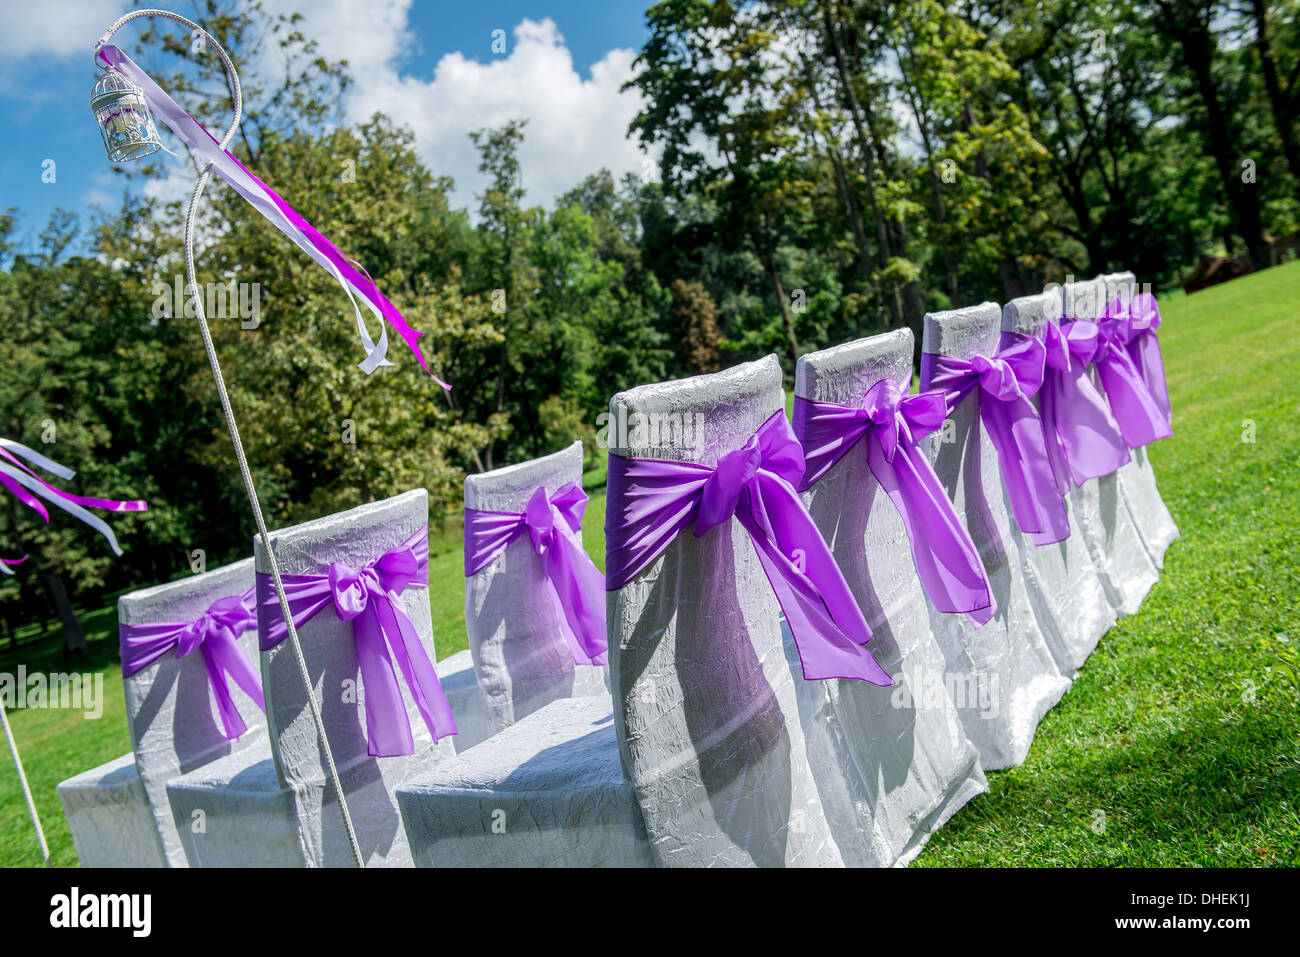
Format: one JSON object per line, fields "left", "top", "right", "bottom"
{"left": 90, "top": 69, "right": 162, "bottom": 162}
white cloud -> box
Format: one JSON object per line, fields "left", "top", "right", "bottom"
{"left": 3, "top": 0, "right": 651, "bottom": 214}
{"left": 0, "top": 0, "right": 129, "bottom": 58}
{"left": 260, "top": 4, "right": 651, "bottom": 211}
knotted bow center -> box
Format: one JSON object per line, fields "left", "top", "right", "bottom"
{"left": 696, "top": 440, "right": 762, "bottom": 537}
{"left": 969, "top": 354, "right": 1023, "bottom": 400}
{"left": 176, "top": 594, "right": 253, "bottom": 659}
{"left": 328, "top": 545, "right": 420, "bottom": 622}
{"left": 861, "top": 378, "right": 946, "bottom": 463}
{"left": 524, "top": 485, "right": 560, "bottom": 554}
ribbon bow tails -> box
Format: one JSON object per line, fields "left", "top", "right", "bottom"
{"left": 119, "top": 589, "right": 264, "bottom": 740}
{"left": 258, "top": 529, "right": 456, "bottom": 757}
{"left": 922, "top": 337, "right": 1071, "bottom": 546}
{"left": 0, "top": 438, "right": 148, "bottom": 564}
{"left": 605, "top": 409, "right": 891, "bottom": 685}
{"left": 464, "top": 481, "right": 608, "bottom": 666}
{"left": 793, "top": 378, "right": 994, "bottom": 624}
{"left": 1090, "top": 298, "right": 1173, "bottom": 449}
{"left": 1118, "top": 292, "right": 1172, "bottom": 426}
{"left": 1034, "top": 322, "right": 1130, "bottom": 494}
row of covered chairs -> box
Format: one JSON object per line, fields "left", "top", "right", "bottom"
{"left": 57, "top": 273, "right": 1176, "bottom": 866}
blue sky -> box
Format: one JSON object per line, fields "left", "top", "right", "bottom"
{"left": 0, "top": 1, "right": 652, "bottom": 256}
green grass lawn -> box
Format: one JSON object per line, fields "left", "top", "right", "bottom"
{"left": 2, "top": 261, "right": 1297, "bottom": 867}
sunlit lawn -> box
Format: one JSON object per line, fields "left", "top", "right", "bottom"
{"left": 3, "top": 261, "right": 1297, "bottom": 866}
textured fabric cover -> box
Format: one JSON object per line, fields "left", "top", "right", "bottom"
{"left": 114, "top": 558, "right": 263, "bottom": 867}
{"left": 164, "top": 491, "right": 455, "bottom": 867}
{"left": 793, "top": 328, "right": 988, "bottom": 867}
{"left": 398, "top": 696, "right": 651, "bottom": 867}
{"left": 1001, "top": 291, "right": 1117, "bottom": 673}
{"left": 921, "top": 304, "right": 1072, "bottom": 769}
{"left": 57, "top": 752, "right": 164, "bottom": 868}
{"left": 1061, "top": 279, "right": 1161, "bottom": 616}
{"left": 463, "top": 440, "right": 610, "bottom": 735}
{"left": 607, "top": 355, "right": 843, "bottom": 866}
{"left": 1096, "top": 273, "right": 1180, "bottom": 568}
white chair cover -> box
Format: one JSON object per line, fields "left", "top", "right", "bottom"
{"left": 464, "top": 440, "right": 609, "bottom": 736}
{"left": 1096, "top": 272, "right": 1179, "bottom": 567}
{"left": 1061, "top": 278, "right": 1160, "bottom": 616}
{"left": 794, "top": 329, "right": 987, "bottom": 866}
{"left": 168, "top": 490, "right": 456, "bottom": 866}
{"left": 922, "top": 304, "right": 1072, "bottom": 770}
{"left": 56, "top": 752, "right": 162, "bottom": 868}
{"left": 607, "top": 354, "right": 843, "bottom": 866}
{"left": 1002, "top": 290, "right": 1117, "bottom": 672}
{"left": 58, "top": 558, "right": 263, "bottom": 868}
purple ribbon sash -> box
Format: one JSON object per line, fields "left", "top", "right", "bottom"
{"left": 464, "top": 482, "right": 608, "bottom": 666}
{"left": 96, "top": 45, "right": 449, "bottom": 389}
{"left": 1025, "top": 322, "right": 1130, "bottom": 493}
{"left": 1086, "top": 297, "right": 1173, "bottom": 449}
{"left": 604, "top": 409, "right": 891, "bottom": 685}
{"left": 0, "top": 439, "right": 147, "bottom": 566}
{"left": 1126, "top": 294, "right": 1172, "bottom": 424}
{"left": 120, "top": 590, "right": 264, "bottom": 740}
{"left": 257, "top": 529, "right": 456, "bottom": 757}
{"left": 792, "top": 380, "right": 994, "bottom": 624}
{"left": 921, "top": 337, "right": 1070, "bottom": 546}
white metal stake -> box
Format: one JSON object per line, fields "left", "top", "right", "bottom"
{"left": 0, "top": 699, "right": 50, "bottom": 866}
{"left": 95, "top": 8, "right": 365, "bottom": 868}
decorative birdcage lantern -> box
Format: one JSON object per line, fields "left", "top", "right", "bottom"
{"left": 90, "top": 68, "right": 162, "bottom": 162}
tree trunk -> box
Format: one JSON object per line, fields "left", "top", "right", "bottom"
{"left": 42, "top": 569, "right": 85, "bottom": 655}
{"left": 821, "top": 1, "right": 901, "bottom": 327}
{"left": 1251, "top": 0, "right": 1300, "bottom": 186}
{"left": 755, "top": 242, "right": 800, "bottom": 370}
{"left": 1159, "top": 2, "right": 1271, "bottom": 270}
{"left": 803, "top": 54, "right": 879, "bottom": 299}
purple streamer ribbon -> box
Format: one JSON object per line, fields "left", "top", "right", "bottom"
{"left": 604, "top": 409, "right": 891, "bottom": 685}
{"left": 96, "top": 45, "right": 449, "bottom": 390}
{"left": 921, "top": 337, "right": 1070, "bottom": 546}
{"left": 793, "top": 380, "right": 995, "bottom": 624}
{"left": 1087, "top": 297, "right": 1173, "bottom": 449}
{"left": 0, "top": 438, "right": 147, "bottom": 564}
{"left": 1024, "top": 322, "right": 1130, "bottom": 494}
{"left": 464, "top": 482, "right": 608, "bottom": 666}
{"left": 120, "top": 590, "right": 264, "bottom": 740}
{"left": 256, "top": 528, "right": 456, "bottom": 757}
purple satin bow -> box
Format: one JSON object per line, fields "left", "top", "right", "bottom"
{"left": 1025, "top": 322, "right": 1131, "bottom": 494}
{"left": 120, "top": 590, "right": 264, "bottom": 740}
{"left": 257, "top": 529, "right": 456, "bottom": 757}
{"left": 793, "top": 380, "right": 994, "bottom": 624}
{"left": 464, "top": 481, "right": 608, "bottom": 666}
{"left": 1087, "top": 298, "right": 1173, "bottom": 449}
{"left": 604, "top": 409, "right": 891, "bottom": 685}
{"left": 921, "top": 337, "right": 1070, "bottom": 546}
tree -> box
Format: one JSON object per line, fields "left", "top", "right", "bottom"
{"left": 670, "top": 279, "right": 724, "bottom": 373}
